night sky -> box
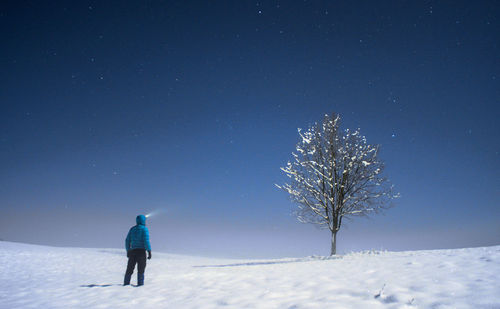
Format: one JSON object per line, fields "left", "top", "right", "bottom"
{"left": 1, "top": 1, "right": 499, "bottom": 258}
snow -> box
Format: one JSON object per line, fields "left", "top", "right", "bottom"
{"left": 1, "top": 241, "right": 499, "bottom": 308}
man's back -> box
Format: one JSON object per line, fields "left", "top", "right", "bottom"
{"left": 125, "top": 215, "right": 151, "bottom": 251}
{"left": 127, "top": 225, "right": 150, "bottom": 250}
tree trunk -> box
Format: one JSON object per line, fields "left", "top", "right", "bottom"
{"left": 330, "top": 230, "right": 337, "bottom": 256}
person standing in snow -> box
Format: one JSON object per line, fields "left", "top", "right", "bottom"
{"left": 124, "top": 214, "right": 152, "bottom": 286}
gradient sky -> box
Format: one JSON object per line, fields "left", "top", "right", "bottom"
{"left": 1, "top": 1, "right": 499, "bottom": 258}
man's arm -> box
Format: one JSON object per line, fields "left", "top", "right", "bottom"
{"left": 144, "top": 227, "right": 151, "bottom": 252}
{"left": 125, "top": 229, "right": 131, "bottom": 252}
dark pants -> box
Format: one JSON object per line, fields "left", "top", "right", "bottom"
{"left": 125, "top": 249, "right": 147, "bottom": 276}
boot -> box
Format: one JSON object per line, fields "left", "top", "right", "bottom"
{"left": 137, "top": 273, "right": 144, "bottom": 286}
{"left": 124, "top": 274, "right": 132, "bottom": 286}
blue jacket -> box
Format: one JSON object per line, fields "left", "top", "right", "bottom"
{"left": 125, "top": 215, "right": 151, "bottom": 252}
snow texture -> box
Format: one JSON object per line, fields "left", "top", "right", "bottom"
{"left": 0, "top": 241, "right": 499, "bottom": 308}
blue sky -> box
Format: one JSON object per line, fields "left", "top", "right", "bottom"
{"left": 1, "top": 1, "right": 499, "bottom": 258}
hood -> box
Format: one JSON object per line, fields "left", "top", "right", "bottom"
{"left": 136, "top": 215, "right": 146, "bottom": 226}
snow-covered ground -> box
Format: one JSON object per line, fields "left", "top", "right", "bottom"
{"left": 0, "top": 241, "right": 499, "bottom": 308}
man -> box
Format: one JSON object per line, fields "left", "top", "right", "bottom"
{"left": 124, "top": 214, "right": 152, "bottom": 286}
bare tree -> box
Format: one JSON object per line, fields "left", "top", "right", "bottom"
{"left": 277, "top": 113, "right": 399, "bottom": 255}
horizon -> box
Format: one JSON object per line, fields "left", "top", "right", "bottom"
{"left": 2, "top": 239, "right": 499, "bottom": 259}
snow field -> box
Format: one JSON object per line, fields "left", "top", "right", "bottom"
{"left": 0, "top": 241, "right": 499, "bottom": 308}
